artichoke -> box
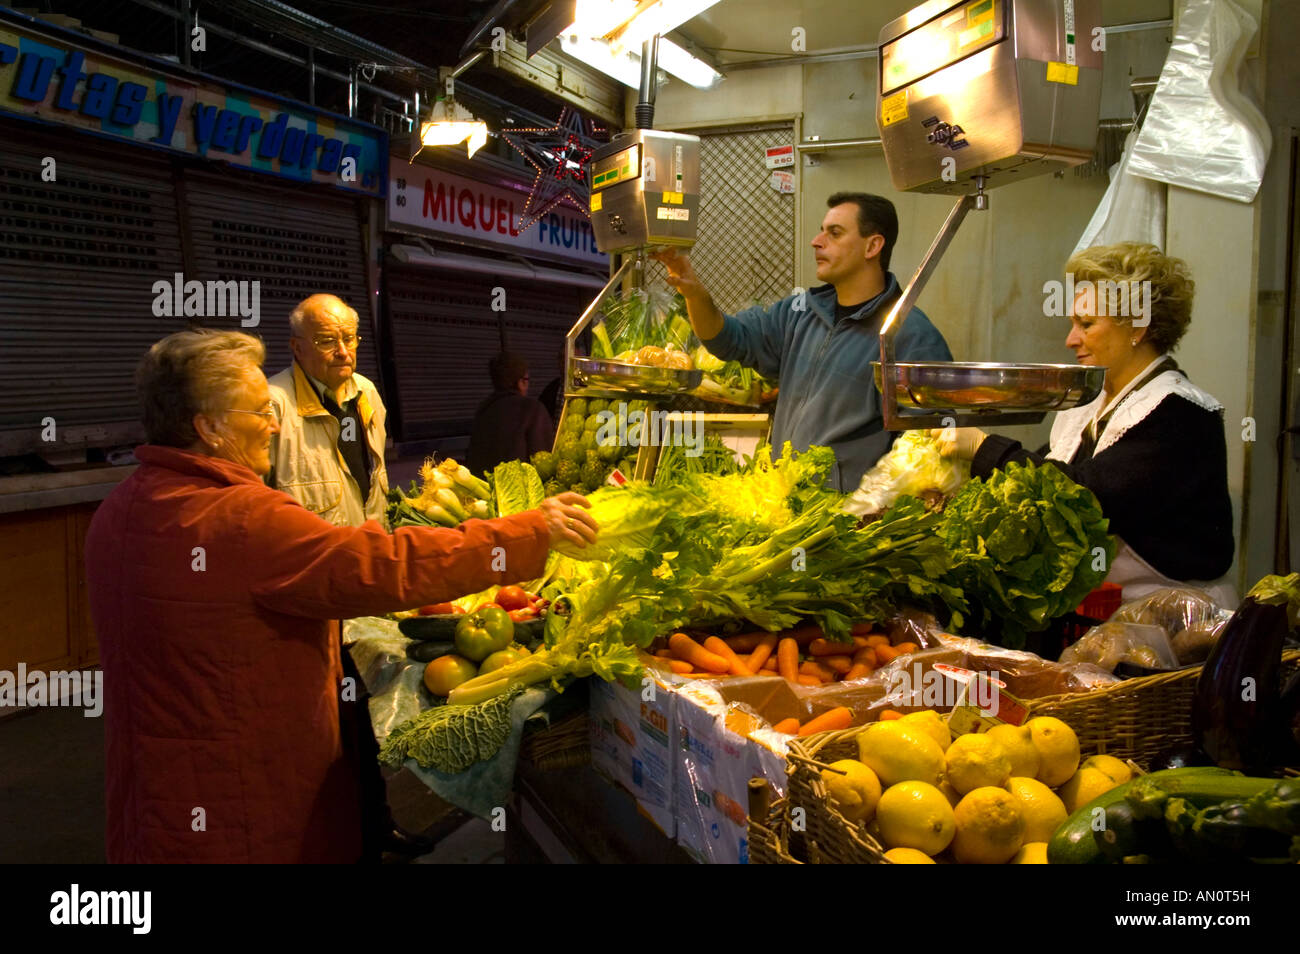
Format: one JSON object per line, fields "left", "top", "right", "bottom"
{"left": 530, "top": 450, "right": 557, "bottom": 481}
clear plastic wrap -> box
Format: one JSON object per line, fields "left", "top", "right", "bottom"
{"left": 1127, "top": 0, "right": 1271, "bottom": 203}
{"left": 1073, "top": 127, "right": 1166, "bottom": 255}
{"left": 1060, "top": 622, "right": 1182, "bottom": 673}
{"left": 590, "top": 283, "right": 698, "bottom": 368}
{"left": 1105, "top": 586, "right": 1234, "bottom": 665}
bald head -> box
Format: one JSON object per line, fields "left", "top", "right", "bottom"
{"left": 288, "top": 294, "right": 361, "bottom": 393}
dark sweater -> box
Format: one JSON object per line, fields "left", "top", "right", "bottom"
{"left": 972, "top": 394, "right": 1234, "bottom": 582}
{"left": 466, "top": 391, "right": 554, "bottom": 478}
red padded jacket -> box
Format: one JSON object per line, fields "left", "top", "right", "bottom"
{"left": 85, "top": 445, "right": 548, "bottom": 863}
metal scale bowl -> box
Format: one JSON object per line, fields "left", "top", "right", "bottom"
{"left": 874, "top": 0, "right": 1107, "bottom": 429}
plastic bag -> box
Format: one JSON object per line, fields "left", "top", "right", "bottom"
{"left": 1108, "top": 586, "right": 1233, "bottom": 665}
{"left": 1127, "top": 0, "right": 1271, "bottom": 203}
{"left": 843, "top": 431, "right": 970, "bottom": 517}
{"left": 1060, "top": 622, "right": 1181, "bottom": 673}
{"left": 590, "top": 283, "right": 698, "bottom": 367}
{"left": 1074, "top": 127, "right": 1166, "bottom": 255}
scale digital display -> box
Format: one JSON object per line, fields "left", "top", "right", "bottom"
{"left": 880, "top": 0, "right": 1006, "bottom": 96}
{"left": 591, "top": 143, "right": 641, "bottom": 193}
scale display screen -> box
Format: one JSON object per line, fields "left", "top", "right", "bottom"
{"left": 591, "top": 143, "right": 641, "bottom": 193}
{"left": 881, "top": 0, "right": 1006, "bottom": 96}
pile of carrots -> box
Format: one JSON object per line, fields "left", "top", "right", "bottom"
{"left": 654, "top": 624, "right": 922, "bottom": 687}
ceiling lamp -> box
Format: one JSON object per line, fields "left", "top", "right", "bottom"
{"left": 560, "top": 0, "right": 723, "bottom": 90}
{"left": 415, "top": 76, "right": 489, "bottom": 159}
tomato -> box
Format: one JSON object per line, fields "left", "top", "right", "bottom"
{"left": 494, "top": 586, "right": 531, "bottom": 611}
{"left": 423, "top": 655, "right": 478, "bottom": 696}
{"left": 418, "top": 602, "right": 458, "bottom": 616}
{"left": 454, "top": 606, "right": 515, "bottom": 662}
{"left": 478, "top": 647, "right": 526, "bottom": 675}
{"left": 508, "top": 608, "right": 536, "bottom": 622}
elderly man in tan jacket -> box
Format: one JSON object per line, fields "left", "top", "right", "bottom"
{"left": 267, "top": 294, "right": 389, "bottom": 528}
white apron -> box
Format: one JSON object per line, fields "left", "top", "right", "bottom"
{"left": 1049, "top": 362, "right": 1237, "bottom": 608}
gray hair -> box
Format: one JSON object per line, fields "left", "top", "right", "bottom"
{"left": 135, "top": 330, "right": 266, "bottom": 447}
{"left": 288, "top": 294, "right": 360, "bottom": 337}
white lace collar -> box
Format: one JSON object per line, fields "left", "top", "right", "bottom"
{"left": 1049, "top": 366, "right": 1223, "bottom": 462}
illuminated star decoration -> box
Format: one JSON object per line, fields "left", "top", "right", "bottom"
{"left": 502, "top": 107, "right": 604, "bottom": 232}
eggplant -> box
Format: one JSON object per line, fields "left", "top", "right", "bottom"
{"left": 1191, "top": 574, "right": 1300, "bottom": 774}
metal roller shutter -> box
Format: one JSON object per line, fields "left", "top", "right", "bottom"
{"left": 0, "top": 120, "right": 184, "bottom": 454}
{"left": 180, "top": 170, "right": 377, "bottom": 384}
{"left": 383, "top": 264, "right": 590, "bottom": 441}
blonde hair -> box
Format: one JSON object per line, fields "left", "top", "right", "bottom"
{"left": 135, "top": 330, "right": 266, "bottom": 446}
{"left": 1065, "top": 242, "right": 1195, "bottom": 353}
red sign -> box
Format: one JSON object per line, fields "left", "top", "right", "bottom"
{"left": 764, "top": 144, "right": 794, "bottom": 169}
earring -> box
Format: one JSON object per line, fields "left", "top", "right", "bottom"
{"left": 1131, "top": 338, "right": 1138, "bottom": 346}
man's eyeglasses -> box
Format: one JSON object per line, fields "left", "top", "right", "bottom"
{"left": 305, "top": 334, "right": 361, "bottom": 352}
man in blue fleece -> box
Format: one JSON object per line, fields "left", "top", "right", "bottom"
{"left": 655, "top": 192, "right": 952, "bottom": 492}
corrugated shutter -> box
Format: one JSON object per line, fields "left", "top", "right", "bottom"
{"left": 181, "top": 170, "right": 377, "bottom": 384}
{"left": 0, "top": 120, "right": 183, "bottom": 453}
{"left": 383, "top": 264, "right": 589, "bottom": 440}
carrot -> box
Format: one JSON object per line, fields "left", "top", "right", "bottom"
{"left": 879, "top": 708, "right": 903, "bottom": 720}
{"left": 786, "top": 624, "right": 823, "bottom": 646}
{"left": 852, "top": 635, "right": 872, "bottom": 648}
{"left": 853, "top": 647, "right": 878, "bottom": 668}
{"left": 799, "top": 660, "right": 835, "bottom": 681}
{"left": 746, "top": 633, "right": 779, "bottom": 673}
{"left": 777, "top": 637, "right": 800, "bottom": 682}
{"left": 797, "top": 706, "right": 853, "bottom": 737}
{"left": 851, "top": 622, "right": 876, "bottom": 636}
{"left": 723, "top": 632, "right": 769, "bottom": 653}
{"left": 772, "top": 717, "right": 800, "bottom": 735}
{"left": 655, "top": 649, "right": 674, "bottom": 658}
{"left": 796, "top": 674, "right": 824, "bottom": 686}
{"left": 666, "top": 659, "right": 693, "bottom": 674}
{"left": 894, "top": 641, "right": 920, "bottom": 655}
{"left": 822, "top": 654, "right": 853, "bottom": 675}
{"left": 704, "top": 636, "right": 753, "bottom": 677}
{"left": 808, "top": 638, "right": 857, "bottom": 656}
{"left": 874, "top": 644, "right": 902, "bottom": 665}
{"left": 668, "top": 632, "right": 730, "bottom": 674}
{"left": 865, "top": 634, "right": 891, "bottom": 648}
{"left": 845, "top": 663, "right": 873, "bottom": 681}
{"left": 762, "top": 656, "right": 779, "bottom": 672}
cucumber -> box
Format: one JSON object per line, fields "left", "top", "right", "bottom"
{"left": 1048, "top": 767, "right": 1242, "bottom": 864}
{"left": 1095, "top": 800, "right": 1174, "bottom": 862}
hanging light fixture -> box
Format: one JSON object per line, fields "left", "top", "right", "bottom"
{"left": 414, "top": 71, "right": 489, "bottom": 160}
{"left": 559, "top": 0, "right": 723, "bottom": 90}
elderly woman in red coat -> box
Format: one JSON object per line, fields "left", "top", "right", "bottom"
{"left": 84, "top": 330, "right": 597, "bottom": 863}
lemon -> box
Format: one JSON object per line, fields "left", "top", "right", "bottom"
{"left": 938, "top": 779, "right": 963, "bottom": 808}
{"left": 1011, "top": 842, "right": 1049, "bottom": 864}
{"left": 856, "top": 722, "right": 946, "bottom": 788}
{"left": 820, "top": 759, "right": 882, "bottom": 824}
{"left": 986, "top": 723, "right": 1041, "bottom": 779}
{"left": 1005, "top": 777, "right": 1069, "bottom": 843}
{"left": 1026, "top": 716, "right": 1081, "bottom": 786}
{"left": 876, "top": 781, "right": 956, "bottom": 855}
{"left": 1083, "top": 754, "right": 1133, "bottom": 785}
{"left": 952, "top": 787, "right": 1026, "bottom": 863}
{"left": 945, "top": 732, "right": 1012, "bottom": 795}
{"left": 884, "top": 847, "right": 936, "bottom": 864}
{"left": 899, "top": 710, "right": 953, "bottom": 752}
{"left": 1058, "top": 766, "right": 1123, "bottom": 814}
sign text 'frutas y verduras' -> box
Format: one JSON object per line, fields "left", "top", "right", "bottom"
{"left": 0, "top": 14, "right": 386, "bottom": 195}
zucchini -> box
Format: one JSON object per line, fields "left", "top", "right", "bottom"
{"left": 1049, "top": 767, "right": 1245, "bottom": 864}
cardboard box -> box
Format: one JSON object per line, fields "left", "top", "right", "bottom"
{"left": 588, "top": 675, "right": 677, "bottom": 838}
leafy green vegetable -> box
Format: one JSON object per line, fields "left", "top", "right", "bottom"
{"left": 939, "top": 460, "right": 1115, "bottom": 647}
{"left": 379, "top": 685, "right": 525, "bottom": 774}
{"left": 551, "top": 482, "right": 696, "bottom": 562}
{"left": 491, "top": 460, "right": 544, "bottom": 517}
{"left": 845, "top": 430, "right": 970, "bottom": 515}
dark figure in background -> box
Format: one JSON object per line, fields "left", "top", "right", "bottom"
{"left": 467, "top": 352, "right": 555, "bottom": 477}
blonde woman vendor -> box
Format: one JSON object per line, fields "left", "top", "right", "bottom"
{"left": 935, "top": 242, "right": 1236, "bottom": 605}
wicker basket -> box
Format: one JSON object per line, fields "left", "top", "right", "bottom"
{"left": 519, "top": 711, "right": 591, "bottom": 771}
{"left": 786, "top": 728, "right": 890, "bottom": 864}
{"left": 747, "top": 799, "right": 804, "bottom": 864}
{"left": 1024, "top": 650, "right": 1300, "bottom": 764}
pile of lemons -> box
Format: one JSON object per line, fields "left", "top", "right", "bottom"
{"left": 819, "top": 712, "right": 1132, "bottom": 864}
